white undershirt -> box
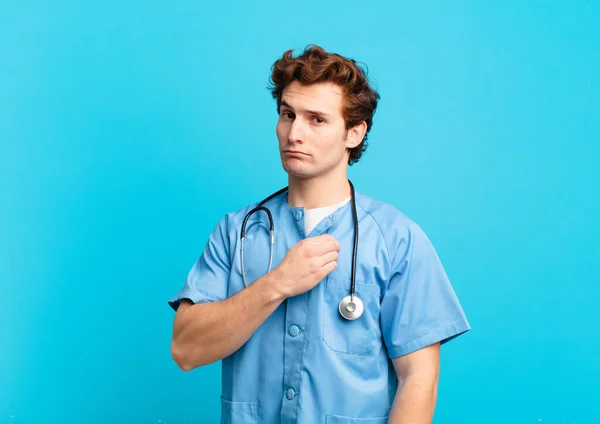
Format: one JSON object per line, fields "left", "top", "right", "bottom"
{"left": 304, "top": 197, "right": 351, "bottom": 235}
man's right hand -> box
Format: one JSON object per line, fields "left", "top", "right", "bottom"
{"left": 171, "top": 234, "right": 340, "bottom": 371}
{"left": 269, "top": 234, "right": 340, "bottom": 299}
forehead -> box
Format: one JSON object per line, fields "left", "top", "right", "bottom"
{"left": 280, "top": 81, "right": 344, "bottom": 116}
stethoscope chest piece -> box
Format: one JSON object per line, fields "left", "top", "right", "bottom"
{"left": 339, "top": 295, "right": 364, "bottom": 320}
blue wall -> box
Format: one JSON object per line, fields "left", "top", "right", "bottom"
{"left": 1, "top": 1, "right": 598, "bottom": 423}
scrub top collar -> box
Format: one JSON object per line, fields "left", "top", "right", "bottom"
{"left": 272, "top": 191, "right": 357, "bottom": 237}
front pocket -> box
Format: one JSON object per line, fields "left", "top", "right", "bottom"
{"left": 321, "top": 277, "right": 382, "bottom": 355}
{"left": 220, "top": 397, "right": 257, "bottom": 424}
{"left": 326, "top": 413, "right": 389, "bottom": 423}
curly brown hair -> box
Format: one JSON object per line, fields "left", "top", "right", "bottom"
{"left": 268, "top": 45, "right": 380, "bottom": 165}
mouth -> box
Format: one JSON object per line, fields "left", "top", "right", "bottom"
{"left": 283, "top": 150, "right": 310, "bottom": 157}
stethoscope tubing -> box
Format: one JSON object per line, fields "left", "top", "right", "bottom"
{"left": 240, "top": 181, "right": 361, "bottom": 319}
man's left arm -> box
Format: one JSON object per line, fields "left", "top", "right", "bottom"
{"left": 388, "top": 342, "right": 440, "bottom": 424}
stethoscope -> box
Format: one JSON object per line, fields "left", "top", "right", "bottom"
{"left": 240, "top": 180, "right": 363, "bottom": 320}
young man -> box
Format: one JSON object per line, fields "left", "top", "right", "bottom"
{"left": 169, "top": 45, "right": 470, "bottom": 423}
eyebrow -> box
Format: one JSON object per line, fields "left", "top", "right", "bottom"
{"left": 280, "top": 100, "right": 332, "bottom": 117}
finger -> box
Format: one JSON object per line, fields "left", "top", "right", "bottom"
{"left": 305, "top": 235, "right": 339, "bottom": 256}
{"left": 317, "top": 260, "right": 337, "bottom": 279}
{"left": 317, "top": 250, "right": 339, "bottom": 267}
{"left": 314, "top": 234, "right": 340, "bottom": 252}
{"left": 311, "top": 240, "right": 339, "bottom": 257}
{"left": 321, "top": 234, "right": 338, "bottom": 244}
{"left": 324, "top": 237, "right": 341, "bottom": 252}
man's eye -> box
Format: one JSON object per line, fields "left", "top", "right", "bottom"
{"left": 313, "top": 117, "right": 325, "bottom": 124}
{"left": 281, "top": 111, "right": 294, "bottom": 119}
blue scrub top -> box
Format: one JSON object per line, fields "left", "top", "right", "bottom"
{"left": 169, "top": 190, "right": 470, "bottom": 424}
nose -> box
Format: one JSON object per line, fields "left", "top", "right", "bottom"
{"left": 288, "top": 118, "right": 305, "bottom": 144}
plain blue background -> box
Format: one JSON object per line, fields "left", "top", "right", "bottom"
{"left": 1, "top": 1, "right": 599, "bottom": 423}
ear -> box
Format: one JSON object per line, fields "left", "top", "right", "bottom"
{"left": 345, "top": 121, "right": 368, "bottom": 149}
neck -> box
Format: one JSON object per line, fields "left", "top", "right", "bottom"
{"left": 287, "top": 171, "right": 351, "bottom": 209}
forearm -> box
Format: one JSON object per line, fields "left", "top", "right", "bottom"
{"left": 171, "top": 272, "right": 285, "bottom": 370}
{"left": 388, "top": 375, "right": 438, "bottom": 424}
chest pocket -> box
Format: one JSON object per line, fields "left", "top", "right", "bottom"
{"left": 221, "top": 397, "right": 257, "bottom": 424}
{"left": 321, "top": 277, "right": 382, "bottom": 355}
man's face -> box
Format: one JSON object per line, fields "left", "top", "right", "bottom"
{"left": 276, "top": 81, "right": 361, "bottom": 180}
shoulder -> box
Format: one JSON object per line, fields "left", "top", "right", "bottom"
{"left": 355, "top": 191, "right": 417, "bottom": 233}
{"left": 354, "top": 192, "right": 428, "bottom": 256}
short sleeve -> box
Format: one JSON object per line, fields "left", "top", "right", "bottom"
{"left": 168, "top": 215, "right": 231, "bottom": 311}
{"left": 381, "top": 224, "right": 471, "bottom": 358}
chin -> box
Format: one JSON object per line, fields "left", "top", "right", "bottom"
{"left": 282, "top": 161, "right": 318, "bottom": 180}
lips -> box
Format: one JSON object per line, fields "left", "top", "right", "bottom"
{"left": 284, "top": 150, "right": 309, "bottom": 156}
